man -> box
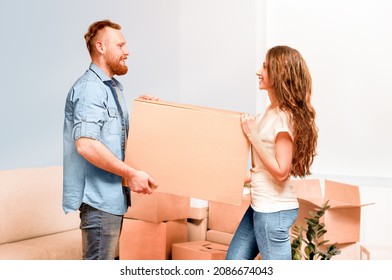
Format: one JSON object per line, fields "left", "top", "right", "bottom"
{"left": 63, "top": 19, "right": 158, "bottom": 260}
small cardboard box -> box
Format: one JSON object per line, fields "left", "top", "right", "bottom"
{"left": 208, "top": 194, "right": 250, "bottom": 234}
{"left": 189, "top": 206, "right": 208, "bottom": 220}
{"left": 125, "top": 99, "right": 250, "bottom": 206}
{"left": 119, "top": 218, "right": 187, "bottom": 260}
{"left": 290, "top": 179, "right": 373, "bottom": 244}
{"left": 187, "top": 218, "right": 208, "bottom": 241}
{"left": 206, "top": 229, "right": 234, "bottom": 246}
{"left": 124, "top": 192, "right": 190, "bottom": 223}
{"left": 172, "top": 240, "right": 228, "bottom": 260}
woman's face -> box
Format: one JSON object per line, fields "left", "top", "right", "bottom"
{"left": 256, "top": 60, "right": 270, "bottom": 91}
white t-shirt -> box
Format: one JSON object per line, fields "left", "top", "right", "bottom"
{"left": 250, "top": 106, "right": 299, "bottom": 213}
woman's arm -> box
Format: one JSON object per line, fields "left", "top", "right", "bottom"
{"left": 241, "top": 114, "right": 293, "bottom": 184}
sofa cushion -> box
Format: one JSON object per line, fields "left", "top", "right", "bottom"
{"left": 0, "top": 229, "right": 82, "bottom": 260}
{"left": 0, "top": 166, "right": 79, "bottom": 244}
{"left": 0, "top": 243, "right": 49, "bottom": 260}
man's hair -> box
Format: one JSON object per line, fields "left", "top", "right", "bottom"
{"left": 84, "top": 19, "right": 121, "bottom": 54}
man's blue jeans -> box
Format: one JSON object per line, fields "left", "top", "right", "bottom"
{"left": 79, "top": 203, "right": 123, "bottom": 260}
{"left": 226, "top": 206, "right": 298, "bottom": 260}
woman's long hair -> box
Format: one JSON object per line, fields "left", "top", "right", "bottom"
{"left": 266, "top": 46, "right": 318, "bottom": 177}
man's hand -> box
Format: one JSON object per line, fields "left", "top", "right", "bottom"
{"left": 138, "top": 94, "right": 161, "bottom": 101}
{"left": 126, "top": 170, "right": 158, "bottom": 195}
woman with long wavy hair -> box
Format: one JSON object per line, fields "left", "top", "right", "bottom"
{"left": 226, "top": 46, "right": 318, "bottom": 260}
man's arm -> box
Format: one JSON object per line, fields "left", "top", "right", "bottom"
{"left": 75, "top": 137, "right": 158, "bottom": 194}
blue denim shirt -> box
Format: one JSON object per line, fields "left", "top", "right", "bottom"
{"left": 63, "top": 63, "right": 130, "bottom": 215}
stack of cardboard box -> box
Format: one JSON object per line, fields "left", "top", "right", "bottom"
{"left": 119, "top": 192, "right": 190, "bottom": 260}
{"left": 172, "top": 193, "right": 251, "bottom": 260}
{"left": 187, "top": 198, "right": 209, "bottom": 242}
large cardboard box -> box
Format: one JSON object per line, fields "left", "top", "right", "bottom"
{"left": 125, "top": 99, "right": 250, "bottom": 205}
{"left": 290, "top": 179, "right": 373, "bottom": 244}
{"left": 172, "top": 240, "right": 228, "bottom": 260}
{"left": 119, "top": 218, "right": 187, "bottom": 260}
{"left": 208, "top": 194, "right": 250, "bottom": 234}
{"left": 124, "top": 192, "right": 190, "bottom": 223}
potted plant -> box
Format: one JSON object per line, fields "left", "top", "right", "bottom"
{"left": 291, "top": 200, "right": 341, "bottom": 260}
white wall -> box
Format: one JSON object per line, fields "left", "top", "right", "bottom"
{"left": 0, "top": 0, "right": 182, "bottom": 170}
{"left": 264, "top": 0, "right": 392, "bottom": 179}
{"left": 178, "top": 0, "right": 257, "bottom": 113}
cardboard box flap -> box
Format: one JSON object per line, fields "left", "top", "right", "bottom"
{"left": 327, "top": 198, "right": 363, "bottom": 208}
{"left": 324, "top": 180, "right": 373, "bottom": 207}
{"left": 297, "top": 197, "right": 324, "bottom": 208}
{"left": 200, "top": 242, "right": 228, "bottom": 253}
{"left": 325, "top": 199, "right": 375, "bottom": 209}
{"left": 290, "top": 179, "right": 323, "bottom": 203}
{"left": 324, "top": 180, "right": 359, "bottom": 204}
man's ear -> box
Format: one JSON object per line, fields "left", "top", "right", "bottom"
{"left": 96, "top": 41, "right": 105, "bottom": 54}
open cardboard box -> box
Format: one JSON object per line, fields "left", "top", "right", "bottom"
{"left": 290, "top": 179, "right": 374, "bottom": 244}
{"left": 172, "top": 240, "right": 228, "bottom": 260}
{"left": 125, "top": 99, "right": 250, "bottom": 205}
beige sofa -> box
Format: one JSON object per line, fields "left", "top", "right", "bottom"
{"left": 0, "top": 166, "right": 82, "bottom": 260}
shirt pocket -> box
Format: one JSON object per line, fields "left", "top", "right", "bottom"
{"left": 106, "top": 108, "right": 120, "bottom": 135}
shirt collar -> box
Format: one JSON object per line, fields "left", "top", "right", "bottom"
{"left": 89, "top": 63, "right": 124, "bottom": 91}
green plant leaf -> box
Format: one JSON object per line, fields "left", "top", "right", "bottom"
{"left": 290, "top": 200, "right": 340, "bottom": 260}
{"left": 307, "top": 218, "right": 318, "bottom": 226}
{"left": 318, "top": 240, "right": 329, "bottom": 246}
{"left": 306, "top": 229, "right": 315, "bottom": 242}
{"left": 316, "top": 229, "right": 327, "bottom": 238}
{"left": 292, "top": 252, "right": 302, "bottom": 260}
{"left": 316, "top": 210, "right": 324, "bottom": 216}
{"left": 308, "top": 211, "right": 317, "bottom": 217}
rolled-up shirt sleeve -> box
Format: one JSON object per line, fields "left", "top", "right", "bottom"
{"left": 71, "top": 81, "right": 107, "bottom": 141}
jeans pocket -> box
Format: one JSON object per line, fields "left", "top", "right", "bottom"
{"left": 279, "top": 208, "right": 298, "bottom": 230}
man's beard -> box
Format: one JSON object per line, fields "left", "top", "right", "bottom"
{"left": 107, "top": 55, "right": 128, "bottom": 76}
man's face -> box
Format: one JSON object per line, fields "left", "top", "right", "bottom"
{"left": 102, "top": 28, "right": 129, "bottom": 76}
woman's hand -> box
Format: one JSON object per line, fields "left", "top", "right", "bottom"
{"left": 241, "top": 114, "right": 258, "bottom": 142}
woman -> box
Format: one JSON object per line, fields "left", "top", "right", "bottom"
{"left": 226, "top": 46, "right": 318, "bottom": 260}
